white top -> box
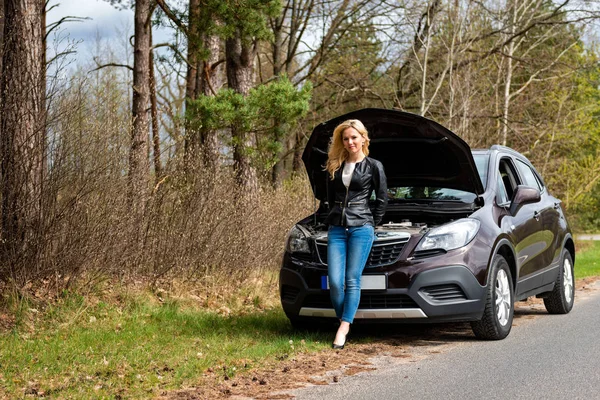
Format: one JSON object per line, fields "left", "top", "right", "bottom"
{"left": 342, "top": 162, "right": 356, "bottom": 187}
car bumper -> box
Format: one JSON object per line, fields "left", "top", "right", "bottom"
{"left": 280, "top": 260, "right": 487, "bottom": 323}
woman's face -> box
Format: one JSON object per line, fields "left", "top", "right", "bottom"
{"left": 342, "top": 127, "right": 365, "bottom": 156}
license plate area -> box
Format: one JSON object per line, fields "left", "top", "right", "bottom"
{"left": 321, "top": 275, "right": 387, "bottom": 290}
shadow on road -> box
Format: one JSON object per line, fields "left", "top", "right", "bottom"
{"left": 296, "top": 304, "right": 556, "bottom": 346}
{"left": 346, "top": 321, "right": 480, "bottom": 344}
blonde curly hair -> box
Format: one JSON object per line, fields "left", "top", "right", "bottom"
{"left": 325, "top": 119, "right": 370, "bottom": 179}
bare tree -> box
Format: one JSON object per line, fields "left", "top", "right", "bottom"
{"left": 287, "top": 0, "right": 355, "bottom": 173}
{"left": 268, "top": 0, "right": 315, "bottom": 186}
{"left": 156, "top": 0, "right": 223, "bottom": 168}
{"left": 498, "top": 0, "right": 578, "bottom": 146}
{"left": 155, "top": 59, "right": 186, "bottom": 154}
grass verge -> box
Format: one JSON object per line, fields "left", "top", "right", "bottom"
{"left": 575, "top": 240, "right": 600, "bottom": 278}
{"left": 0, "top": 291, "right": 330, "bottom": 399}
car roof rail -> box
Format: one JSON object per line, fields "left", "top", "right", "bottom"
{"left": 490, "top": 144, "right": 522, "bottom": 157}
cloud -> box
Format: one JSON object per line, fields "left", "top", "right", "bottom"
{"left": 46, "top": 0, "right": 174, "bottom": 66}
{"left": 48, "top": 0, "right": 134, "bottom": 41}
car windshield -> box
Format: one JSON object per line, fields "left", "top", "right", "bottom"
{"left": 386, "top": 153, "right": 489, "bottom": 203}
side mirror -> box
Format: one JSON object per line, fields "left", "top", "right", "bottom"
{"left": 509, "top": 185, "right": 541, "bottom": 216}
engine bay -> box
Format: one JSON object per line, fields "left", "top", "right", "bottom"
{"left": 378, "top": 220, "right": 428, "bottom": 235}
{"left": 304, "top": 218, "right": 433, "bottom": 243}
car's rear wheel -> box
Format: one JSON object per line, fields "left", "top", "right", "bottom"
{"left": 543, "top": 250, "right": 574, "bottom": 314}
{"left": 471, "top": 254, "right": 514, "bottom": 340}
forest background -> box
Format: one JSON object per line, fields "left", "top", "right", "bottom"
{"left": 3, "top": 0, "right": 600, "bottom": 300}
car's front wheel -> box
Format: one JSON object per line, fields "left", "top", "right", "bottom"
{"left": 543, "top": 249, "right": 575, "bottom": 314}
{"left": 471, "top": 254, "right": 514, "bottom": 340}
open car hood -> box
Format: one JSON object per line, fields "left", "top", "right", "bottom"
{"left": 302, "top": 108, "right": 485, "bottom": 201}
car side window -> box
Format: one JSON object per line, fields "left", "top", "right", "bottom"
{"left": 516, "top": 159, "right": 541, "bottom": 191}
{"left": 498, "top": 158, "right": 520, "bottom": 201}
{"left": 496, "top": 174, "right": 509, "bottom": 205}
{"left": 534, "top": 173, "right": 545, "bottom": 191}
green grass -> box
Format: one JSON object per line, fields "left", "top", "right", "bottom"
{"left": 0, "top": 293, "right": 330, "bottom": 398}
{"left": 575, "top": 240, "right": 600, "bottom": 278}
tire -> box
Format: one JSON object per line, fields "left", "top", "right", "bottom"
{"left": 543, "top": 250, "right": 575, "bottom": 314}
{"left": 471, "top": 254, "right": 514, "bottom": 340}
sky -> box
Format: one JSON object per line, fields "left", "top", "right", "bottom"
{"left": 48, "top": 0, "right": 133, "bottom": 42}
{"left": 46, "top": 0, "right": 173, "bottom": 65}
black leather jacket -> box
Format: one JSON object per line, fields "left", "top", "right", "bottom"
{"left": 325, "top": 157, "right": 388, "bottom": 227}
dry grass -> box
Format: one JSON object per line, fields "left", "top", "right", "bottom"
{"left": 1, "top": 158, "right": 315, "bottom": 304}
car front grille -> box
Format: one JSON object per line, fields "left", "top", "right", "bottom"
{"left": 315, "top": 238, "right": 408, "bottom": 268}
{"left": 420, "top": 284, "right": 467, "bottom": 302}
{"left": 303, "top": 293, "right": 418, "bottom": 309}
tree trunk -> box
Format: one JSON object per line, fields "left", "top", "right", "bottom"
{"left": 226, "top": 34, "right": 258, "bottom": 195}
{"left": 149, "top": 28, "right": 161, "bottom": 180}
{"left": 270, "top": 14, "right": 285, "bottom": 187}
{"left": 199, "top": 32, "right": 222, "bottom": 170}
{"left": 0, "top": 0, "right": 45, "bottom": 279}
{"left": 0, "top": 0, "right": 4, "bottom": 73}
{"left": 184, "top": 0, "right": 222, "bottom": 171}
{"left": 292, "top": 130, "right": 304, "bottom": 174}
{"left": 185, "top": 0, "right": 201, "bottom": 101}
{"left": 0, "top": 0, "right": 4, "bottom": 157}
{"left": 183, "top": 0, "right": 201, "bottom": 165}
{"left": 129, "top": 0, "right": 151, "bottom": 215}
{"left": 270, "top": 121, "right": 285, "bottom": 187}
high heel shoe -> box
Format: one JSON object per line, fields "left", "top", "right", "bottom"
{"left": 332, "top": 329, "right": 350, "bottom": 349}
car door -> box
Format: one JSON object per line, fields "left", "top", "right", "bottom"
{"left": 514, "top": 159, "right": 557, "bottom": 278}
{"left": 522, "top": 164, "right": 566, "bottom": 285}
{"left": 498, "top": 157, "right": 546, "bottom": 295}
{"left": 541, "top": 190, "right": 566, "bottom": 285}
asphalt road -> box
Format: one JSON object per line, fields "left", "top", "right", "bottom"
{"left": 291, "top": 288, "right": 600, "bottom": 400}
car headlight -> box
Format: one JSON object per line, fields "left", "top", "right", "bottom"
{"left": 415, "top": 218, "right": 480, "bottom": 252}
{"left": 285, "top": 225, "right": 311, "bottom": 254}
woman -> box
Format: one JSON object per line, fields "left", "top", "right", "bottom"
{"left": 325, "top": 119, "right": 388, "bottom": 349}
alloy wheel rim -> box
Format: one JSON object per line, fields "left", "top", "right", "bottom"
{"left": 495, "top": 269, "right": 511, "bottom": 326}
{"left": 563, "top": 258, "right": 574, "bottom": 304}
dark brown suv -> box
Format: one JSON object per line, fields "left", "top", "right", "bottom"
{"left": 280, "top": 108, "right": 575, "bottom": 340}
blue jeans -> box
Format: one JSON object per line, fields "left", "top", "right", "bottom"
{"left": 327, "top": 225, "right": 375, "bottom": 323}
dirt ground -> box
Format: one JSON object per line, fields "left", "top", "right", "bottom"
{"left": 160, "top": 277, "right": 600, "bottom": 400}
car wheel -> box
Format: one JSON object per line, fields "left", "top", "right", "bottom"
{"left": 543, "top": 250, "right": 575, "bottom": 314}
{"left": 471, "top": 254, "right": 514, "bottom": 340}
